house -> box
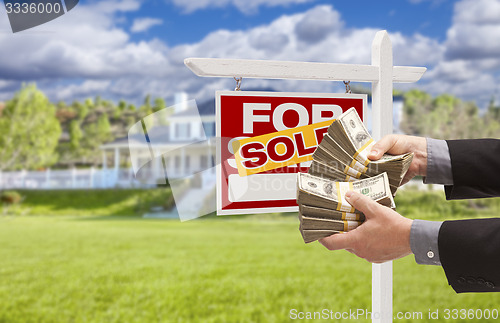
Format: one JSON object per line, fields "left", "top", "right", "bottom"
{"left": 100, "top": 94, "right": 216, "bottom": 186}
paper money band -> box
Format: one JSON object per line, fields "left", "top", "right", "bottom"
{"left": 344, "top": 165, "right": 362, "bottom": 179}
{"left": 341, "top": 212, "right": 362, "bottom": 221}
{"left": 335, "top": 182, "right": 355, "bottom": 213}
{"left": 350, "top": 159, "right": 368, "bottom": 173}
{"left": 344, "top": 174, "right": 355, "bottom": 182}
{"left": 353, "top": 139, "right": 375, "bottom": 166}
{"left": 344, "top": 220, "right": 361, "bottom": 231}
{"left": 343, "top": 158, "right": 368, "bottom": 179}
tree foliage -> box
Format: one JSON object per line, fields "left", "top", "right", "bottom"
{"left": 400, "top": 89, "right": 500, "bottom": 139}
{"left": 0, "top": 84, "right": 61, "bottom": 171}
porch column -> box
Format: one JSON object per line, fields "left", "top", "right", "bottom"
{"left": 102, "top": 151, "right": 107, "bottom": 170}
{"left": 114, "top": 147, "right": 120, "bottom": 171}
{"left": 180, "top": 147, "right": 185, "bottom": 176}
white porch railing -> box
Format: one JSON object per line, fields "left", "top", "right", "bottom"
{"left": 0, "top": 166, "right": 217, "bottom": 190}
{"left": 0, "top": 168, "right": 138, "bottom": 189}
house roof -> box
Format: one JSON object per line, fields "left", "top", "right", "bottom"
{"left": 171, "top": 99, "right": 215, "bottom": 117}
{"left": 102, "top": 125, "right": 169, "bottom": 148}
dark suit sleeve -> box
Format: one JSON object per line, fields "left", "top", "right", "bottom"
{"left": 438, "top": 139, "right": 500, "bottom": 293}
{"left": 444, "top": 139, "right": 500, "bottom": 199}
{"left": 439, "top": 219, "right": 500, "bottom": 293}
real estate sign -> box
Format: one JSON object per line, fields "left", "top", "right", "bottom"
{"left": 216, "top": 91, "right": 366, "bottom": 215}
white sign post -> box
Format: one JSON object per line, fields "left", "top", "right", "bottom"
{"left": 185, "top": 30, "right": 426, "bottom": 323}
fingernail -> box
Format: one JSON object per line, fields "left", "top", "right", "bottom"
{"left": 369, "top": 150, "right": 378, "bottom": 157}
{"left": 345, "top": 191, "right": 353, "bottom": 199}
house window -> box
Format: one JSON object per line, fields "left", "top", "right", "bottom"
{"left": 200, "top": 155, "right": 207, "bottom": 169}
{"left": 175, "top": 156, "right": 180, "bottom": 170}
{"left": 164, "top": 156, "right": 170, "bottom": 171}
{"left": 185, "top": 156, "right": 190, "bottom": 171}
{"left": 175, "top": 123, "right": 191, "bottom": 139}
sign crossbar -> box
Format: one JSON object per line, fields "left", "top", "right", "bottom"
{"left": 185, "top": 58, "right": 425, "bottom": 83}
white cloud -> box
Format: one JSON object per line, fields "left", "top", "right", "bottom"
{"left": 172, "top": 5, "right": 440, "bottom": 66}
{"left": 452, "top": 0, "right": 500, "bottom": 24}
{"left": 445, "top": 0, "right": 500, "bottom": 60}
{"left": 294, "top": 5, "right": 343, "bottom": 44}
{"left": 0, "top": 3, "right": 445, "bottom": 105}
{"left": 0, "top": 0, "right": 171, "bottom": 81}
{"left": 49, "top": 80, "right": 113, "bottom": 101}
{"left": 164, "top": 5, "right": 446, "bottom": 102}
{"left": 1, "top": 0, "right": 499, "bottom": 110}
{"left": 170, "top": 0, "right": 313, "bottom": 14}
{"left": 414, "top": 0, "right": 500, "bottom": 107}
{"left": 131, "top": 18, "right": 163, "bottom": 33}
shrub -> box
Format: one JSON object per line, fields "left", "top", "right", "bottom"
{"left": 0, "top": 191, "right": 22, "bottom": 205}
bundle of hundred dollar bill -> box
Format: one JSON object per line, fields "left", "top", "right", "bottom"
{"left": 297, "top": 108, "right": 412, "bottom": 243}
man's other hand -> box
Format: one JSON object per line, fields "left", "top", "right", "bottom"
{"left": 368, "top": 135, "right": 427, "bottom": 185}
{"left": 319, "top": 191, "right": 413, "bottom": 263}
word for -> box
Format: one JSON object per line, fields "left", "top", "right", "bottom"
{"left": 243, "top": 103, "right": 342, "bottom": 134}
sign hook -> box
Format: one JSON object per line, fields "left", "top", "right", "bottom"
{"left": 234, "top": 77, "right": 242, "bottom": 91}
{"left": 343, "top": 81, "right": 352, "bottom": 94}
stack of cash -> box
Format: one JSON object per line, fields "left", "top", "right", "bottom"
{"left": 297, "top": 172, "right": 395, "bottom": 243}
{"left": 309, "top": 108, "right": 413, "bottom": 195}
{"left": 296, "top": 108, "right": 410, "bottom": 243}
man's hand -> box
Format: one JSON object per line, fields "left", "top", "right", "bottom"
{"left": 368, "top": 135, "right": 427, "bottom": 185}
{"left": 318, "top": 191, "right": 413, "bottom": 263}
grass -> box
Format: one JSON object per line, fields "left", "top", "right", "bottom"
{"left": 0, "top": 189, "right": 499, "bottom": 322}
{"left": 395, "top": 188, "right": 500, "bottom": 220}
{"left": 2, "top": 188, "right": 171, "bottom": 216}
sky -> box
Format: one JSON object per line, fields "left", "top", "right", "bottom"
{"left": 0, "top": 0, "right": 499, "bottom": 109}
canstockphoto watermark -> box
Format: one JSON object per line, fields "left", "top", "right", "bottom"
{"left": 3, "top": 0, "right": 79, "bottom": 33}
{"left": 290, "top": 308, "right": 500, "bottom": 320}
{"left": 289, "top": 308, "right": 422, "bottom": 321}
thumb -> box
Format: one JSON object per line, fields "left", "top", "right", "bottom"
{"left": 319, "top": 231, "right": 357, "bottom": 251}
{"left": 368, "top": 135, "right": 398, "bottom": 160}
{"left": 345, "top": 191, "right": 383, "bottom": 219}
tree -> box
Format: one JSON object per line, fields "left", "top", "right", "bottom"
{"left": 139, "top": 94, "right": 153, "bottom": 117}
{"left": 400, "top": 89, "right": 433, "bottom": 136}
{"left": 153, "top": 97, "right": 166, "bottom": 112}
{"left": 94, "top": 95, "right": 103, "bottom": 108}
{"left": 72, "top": 100, "right": 89, "bottom": 120}
{"left": 80, "top": 113, "right": 114, "bottom": 165}
{"left": 0, "top": 84, "right": 61, "bottom": 171}
{"left": 118, "top": 100, "right": 127, "bottom": 111}
{"left": 401, "top": 89, "right": 500, "bottom": 139}
{"left": 85, "top": 98, "right": 94, "bottom": 110}
{"left": 69, "top": 120, "right": 83, "bottom": 151}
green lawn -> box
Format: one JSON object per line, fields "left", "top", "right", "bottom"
{"left": 0, "top": 189, "right": 499, "bottom": 322}
{"left": 2, "top": 188, "right": 171, "bottom": 217}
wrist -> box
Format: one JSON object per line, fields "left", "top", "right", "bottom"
{"left": 399, "top": 218, "right": 413, "bottom": 256}
{"left": 413, "top": 137, "right": 428, "bottom": 177}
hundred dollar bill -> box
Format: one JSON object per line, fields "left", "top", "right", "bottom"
{"left": 299, "top": 204, "right": 366, "bottom": 221}
{"left": 312, "top": 142, "right": 410, "bottom": 194}
{"left": 300, "top": 229, "right": 341, "bottom": 244}
{"left": 298, "top": 215, "right": 361, "bottom": 243}
{"left": 318, "top": 133, "right": 412, "bottom": 176}
{"left": 299, "top": 214, "right": 361, "bottom": 231}
{"left": 318, "top": 115, "right": 414, "bottom": 192}
{"left": 297, "top": 172, "right": 395, "bottom": 212}
{"left": 328, "top": 107, "right": 375, "bottom": 166}
{"left": 308, "top": 159, "right": 358, "bottom": 182}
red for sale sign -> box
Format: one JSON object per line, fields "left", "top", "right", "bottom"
{"left": 216, "top": 91, "right": 366, "bottom": 215}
